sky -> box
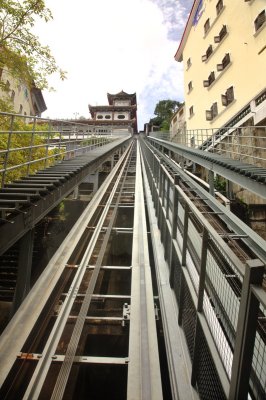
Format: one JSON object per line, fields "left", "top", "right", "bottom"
{"left": 35, "top": 0, "right": 193, "bottom": 130}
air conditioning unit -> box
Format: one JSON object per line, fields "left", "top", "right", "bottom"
{"left": 214, "top": 35, "right": 221, "bottom": 43}
{"left": 202, "top": 54, "right": 207, "bottom": 62}
{"left": 217, "top": 63, "right": 224, "bottom": 71}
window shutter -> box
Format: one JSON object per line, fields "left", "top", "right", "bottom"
{"left": 206, "top": 110, "right": 213, "bottom": 120}
{"left": 227, "top": 87, "right": 234, "bottom": 102}
{"left": 221, "top": 94, "right": 228, "bottom": 106}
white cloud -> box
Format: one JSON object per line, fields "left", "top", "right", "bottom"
{"left": 34, "top": 0, "right": 188, "bottom": 129}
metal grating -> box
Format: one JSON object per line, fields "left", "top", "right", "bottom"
{"left": 250, "top": 303, "right": 266, "bottom": 400}
{"left": 195, "top": 322, "right": 227, "bottom": 400}
{"left": 181, "top": 274, "right": 197, "bottom": 359}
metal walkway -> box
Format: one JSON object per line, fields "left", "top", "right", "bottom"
{"left": 0, "top": 136, "right": 130, "bottom": 255}
{"left": 147, "top": 136, "right": 266, "bottom": 199}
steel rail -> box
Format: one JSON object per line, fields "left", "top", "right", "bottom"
{"left": 127, "top": 141, "right": 163, "bottom": 400}
{"left": 50, "top": 142, "right": 136, "bottom": 399}
{"left": 22, "top": 142, "right": 134, "bottom": 399}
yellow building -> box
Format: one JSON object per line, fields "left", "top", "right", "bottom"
{"left": 0, "top": 67, "right": 46, "bottom": 116}
{"left": 175, "top": 0, "right": 266, "bottom": 135}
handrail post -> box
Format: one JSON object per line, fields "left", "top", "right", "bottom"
{"left": 229, "top": 259, "right": 264, "bottom": 400}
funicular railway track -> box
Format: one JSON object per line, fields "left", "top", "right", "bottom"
{"left": 0, "top": 138, "right": 164, "bottom": 400}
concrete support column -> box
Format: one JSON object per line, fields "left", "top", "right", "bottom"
{"left": 83, "top": 172, "right": 99, "bottom": 193}
{"left": 73, "top": 185, "right": 79, "bottom": 199}
{"left": 111, "top": 155, "right": 115, "bottom": 169}
{"left": 11, "top": 228, "right": 35, "bottom": 316}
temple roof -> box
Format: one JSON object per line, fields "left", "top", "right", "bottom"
{"left": 107, "top": 91, "right": 136, "bottom": 105}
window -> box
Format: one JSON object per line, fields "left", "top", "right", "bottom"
{"left": 97, "top": 115, "right": 103, "bottom": 119}
{"left": 24, "top": 87, "right": 29, "bottom": 99}
{"left": 221, "top": 86, "right": 234, "bottom": 106}
{"left": 0, "top": 68, "right": 3, "bottom": 80}
{"left": 216, "top": 0, "right": 223, "bottom": 15}
{"left": 11, "top": 90, "right": 15, "bottom": 102}
{"left": 104, "top": 115, "right": 111, "bottom": 119}
{"left": 189, "top": 106, "right": 194, "bottom": 117}
{"left": 204, "top": 19, "right": 210, "bottom": 34}
{"left": 202, "top": 45, "right": 213, "bottom": 61}
{"left": 5, "top": 80, "right": 10, "bottom": 91}
{"left": 203, "top": 71, "right": 215, "bottom": 87}
{"left": 217, "top": 53, "right": 231, "bottom": 71}
{"left": 19, "top": 104, "right": 23, "bottom": 114}
{"left": 117, "top": 114, "right": 125, "bottom": 119}
{"left": 188, "top": 81, "right": 193, "bottom": 92}
{"left": 206, "top": 102, "right": 218, "bottom": 120}
{"left": 254, "top": 10, "right": 265, "bottom": 32}
{"left": 214, "top": 25, "right": 227, "bottom": 43}
{"left": 187, "top": 58, "right": 192, "bottom": 68}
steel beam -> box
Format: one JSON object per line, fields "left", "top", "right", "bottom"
{"left": 127, "top": 141, "right": 163, "bottom": 400}
{"left": 0, "top": 137, "right": 131, "bottom": 256}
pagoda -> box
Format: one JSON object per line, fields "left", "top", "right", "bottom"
{"left": 89, "top": 90, "right": 137, "bottom": 133}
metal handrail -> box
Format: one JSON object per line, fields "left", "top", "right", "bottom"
{"left": 0, "top": 111, "right": 119, "bottom": 187}
{"left": 150, "top": 125, "right": 266, "bottom": 168}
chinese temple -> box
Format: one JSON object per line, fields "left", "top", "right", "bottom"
{"left": 89, "top": 90, "right": 138, "bottom": 134}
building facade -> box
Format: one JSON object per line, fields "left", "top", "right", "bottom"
{"left": 89, "top": 91, "right": 137, "bottom": 134}
{"left": 175, "top": 0, "right": 266, "bottom": 133}
{"left": 169, "top": 103, "right": 186, "bottom": 142}
{"left": 0, "top": 68, "right": 47, "bottom": 116}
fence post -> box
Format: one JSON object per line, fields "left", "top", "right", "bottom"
{"left": 1, "top": 114, "right": 14, "bottom": 187}
{"left": 169, "top": 175, "right": 179, "bottom": 287}
{"left": 229, "top": 259, "right": 264, "bottom": 400}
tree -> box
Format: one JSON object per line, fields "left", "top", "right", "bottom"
{"left": 0, "top": 114, "right": 63, "bottom": 184}
{"left": 149, "top": 99, "right": 181, "bottom": 131}
{"left": 0, "top": 0, "right": 66, "bottom": 91}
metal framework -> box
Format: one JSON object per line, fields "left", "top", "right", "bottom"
{"left": 0, "top": 130, "right": 265, "bottom": 399}
{"left": 0, "top": 138, "right": 163, "bottom": 399}
{"left": 140, "top": 136, "right": 266, "bottom": 400}
{"left": 147, "top": 136, "right": 266, "bottom": 199}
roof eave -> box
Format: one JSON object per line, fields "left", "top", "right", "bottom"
{"left": 174, "top": 0, "right": 201, "bottom": 62}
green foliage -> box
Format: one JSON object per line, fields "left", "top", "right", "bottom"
{"left": 149, "top": 99, "right": 181, "bottom": 131}
{"left": 214, "top": 175, "right": 226, "bottom": 194}
{"left": 0, "top": 114, "right": 63, "bottom": 184}
{"left": 0, "top": 0, "right": 66, "bottom": 90}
